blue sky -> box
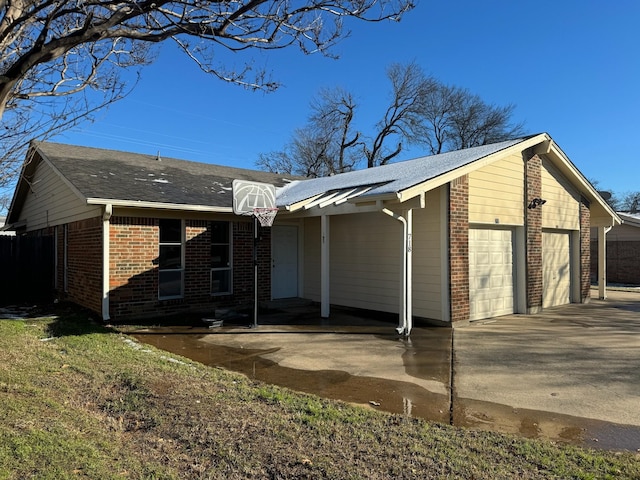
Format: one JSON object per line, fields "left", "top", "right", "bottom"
{"left": 58, "top": 0, "right": 640, "bottom": 197}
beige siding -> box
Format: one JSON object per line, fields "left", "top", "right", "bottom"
{"left": 302, "top": 196, "right": 444, "bottom": 319}
{"left": 412, "top": 189, "right": 443, "bottom": 320}
{"left": 330, "top": 212, "right": 401, "bottom": 313}
{"left": 607, "top": 224, "right": 640, "bottom": 242}
{"left": 468, "top": 153, "right": 524, "bottom": 225}
{"left": 302, "top": 217, "right": 321, "bottom": 301}
{"left": 541, "top": 157, "right": 580, "bottom": 230}
{"left": 20, "top": 160, "right": 100, "bottom": 231}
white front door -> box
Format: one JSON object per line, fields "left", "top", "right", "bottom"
{"left": 469, "top": 228, "right": 515, "bottom": 321}
{"left": 272, "top": 225, "right": 298, "bottom": 299}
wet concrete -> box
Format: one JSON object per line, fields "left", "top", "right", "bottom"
{"left": 130, "top": 291, "right": 640, "bottom": 453}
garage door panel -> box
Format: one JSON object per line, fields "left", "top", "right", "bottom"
{"left": 469, "top": 228, "right": 515, "bottom": 321}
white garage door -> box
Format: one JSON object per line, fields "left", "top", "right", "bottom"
{"left": 543, "top": 231, "right": 571, "bottom": 308}
{"left": 469, "top": 228, "right": 514, "bottom": 321}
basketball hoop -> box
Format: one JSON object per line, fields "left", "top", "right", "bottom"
{"left": 253, "top": 207, "right": 278, "bottom": 227}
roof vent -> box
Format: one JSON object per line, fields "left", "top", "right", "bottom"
{"left": 156, "top": 151, "right": 161, "bottom": 161}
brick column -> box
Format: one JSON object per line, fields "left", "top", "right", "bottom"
{"left": 525, "top": 152, "right": 543, "bottom": 313}
{"left": 449, "top": 175, "right": 469, "bottom": 323}
{"left": 580, "top": 197, "right": 591, "bottom": 303}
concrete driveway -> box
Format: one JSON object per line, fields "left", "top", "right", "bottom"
{"left": 132, "top": 289, "right": 640, "bottom": 451}
{"left": 453, "top": 289, "right": 640, "bottom": 451}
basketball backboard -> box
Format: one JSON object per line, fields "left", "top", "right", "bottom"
{"left": 232, "top": 179, "right": 276, "bottom": 215}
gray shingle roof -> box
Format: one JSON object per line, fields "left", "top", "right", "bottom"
{"left": 276, "top": 138, "right": 525, "bottom": 207}
{"left": 36, "top": 142, "right": 297, "bottom": 209}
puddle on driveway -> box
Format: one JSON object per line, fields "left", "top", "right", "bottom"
{"left": 131, "top": 326, "right": 640, "bottom": 452}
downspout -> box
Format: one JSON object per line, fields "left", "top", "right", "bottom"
{"left": 382, "top": 208, "right": 413, "bottom": 336}
{"left": 102, "top": 204, "right": 112, "bottom": 321}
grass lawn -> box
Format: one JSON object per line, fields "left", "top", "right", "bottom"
{"left": 1, "top": 306, "right": 639, "bottom": 479}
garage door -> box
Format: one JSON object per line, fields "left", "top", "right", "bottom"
{"left": 469, "top": 228, "right": 514, "bottom": 321}
{"left": 543, "top": 231, "right": 571, "bottom": 308}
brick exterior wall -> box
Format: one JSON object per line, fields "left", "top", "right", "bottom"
{"left": 591, "top": 240, "right": 640, "bottom": 285}
{"left": 109, "top": 217, "right": 158, "bottom": 318}
{"left": 449, "top": 175, "right": 470, "bottom": 323}
{"left": 525, "top": 152, "right": 543, "bottom": 313}
{"left": 579, "top": 198, "right": 591, "bottom": 302}
{"left": 65, "top": 217, "right": 103, "bottom": 315}
{"left": 107, "top": 216, "right": 271, "bottom": 320}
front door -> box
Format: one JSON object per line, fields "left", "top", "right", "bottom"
{"left": 272, "top": 225, "right": 298, "bottom": 299}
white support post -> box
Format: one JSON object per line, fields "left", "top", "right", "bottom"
{"left": 406, "top": 209, "right": 413, "bottom": 335}
{"left": 321, "top": 215, "right": 330, "bottom": 318}
{"left": 102, "top": 204, "right": 112, "bottom": 321}
{"left": 598, "top": 225, "right": 611, "bottom": 300}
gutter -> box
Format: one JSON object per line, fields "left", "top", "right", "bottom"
{"left": 86, "top": 198, "right": 233, "bottom": 213}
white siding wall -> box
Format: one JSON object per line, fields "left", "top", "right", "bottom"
{"left": 541, "top": 157, "right": 580, "bottom": 231}
{"left": 330, "top": 212, "right": 401, "bottom": 313}
{"left": 302, "top": 196, "right": 444, "bottom": 320}
{"left": 412, "top": 189, "right": 443, "bottom": 320}
{"left": 302, "top": 217, "right": 321, "bottom": 301}
{"left": 468, "top": 153, "right": 524, "bottom": 225}
{"left": 20, "top": 160, "right": 100, "bottom": 231}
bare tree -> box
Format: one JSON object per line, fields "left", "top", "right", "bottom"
{"left": 259, "top": 62, "right": 526, "bottom": 177}
{"left": 309, "top": 87, "right": 360, "bottom": 174}
{"left": 620, "top": 191, "right": 640, "bottom": 213}
{"left": 363, "top": 62, "right": 438, "bottom": 167}
{"left": 0, "top": 0, "right": 413, "bottom": 204}
{"left": 258, "top": 86, "right": 360, "bottom": 177}
{"left": 445, "top": 88, "right": 525, "bottom": 150}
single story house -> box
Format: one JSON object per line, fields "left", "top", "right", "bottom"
{"left": 591, "top": 212, "right": 640, "bottom": 285}
{"left": 5, "top": 133, "right": 619, "bottom": 331}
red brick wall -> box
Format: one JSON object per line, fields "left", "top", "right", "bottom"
{"left": 449, "top": 175, "right": 469, "bottom": 323}
{"left": 66, "top": 217, "right": 103, "bottom": 315}
{"left": 231, "top": 221, "right": 272, "bottom": 304}
{"left": 109, "top": 217, "right": 158, "bottom": 318}
{"left": 108, "top": 217, "right": 271, "bottom": 320}
{"left": 579, "top": 198, "right": 591, "bottom": 302}
{"left": 525, "top": 153, "right": 543, "bottom": 312}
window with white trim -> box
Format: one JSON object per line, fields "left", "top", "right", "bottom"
{"left": 210, "top": 221, "right": 232, "bottom": 295}
{"left": 158, "top": 219, "right": 184, "bottom": 299}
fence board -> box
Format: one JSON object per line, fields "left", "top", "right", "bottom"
{"left": 0, "top": 236, "right": 54, "bottom": 305}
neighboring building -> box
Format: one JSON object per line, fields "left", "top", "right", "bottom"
{"left": 0, "top": 216, "right": 15, "bottom": 235}
{"left": 4, "top": 133, "right": 619, "bottom": 329}
{"left": 591, "top": 212, "right": 640, "bottom": 285}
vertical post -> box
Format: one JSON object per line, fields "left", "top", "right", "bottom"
{"left": 406, "top": 209, "right": 413, "bottom": 336}
{"left": 102, "top": 204, "right": 112, "bottom": 321}
{"left": 321, "top": 214, "right": 330, "bottom": 318}
{"left": 598, "top": 225, "right": 609, "bottom": 300}
{"left": 253, "top": 216, "right": 259, "bottom": 327}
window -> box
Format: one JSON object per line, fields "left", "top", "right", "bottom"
{"left": 211, "top": 221, "right": 232, "bottom": 295}
{"left": 159, "top": 219, "right": 184, "bottom": 299}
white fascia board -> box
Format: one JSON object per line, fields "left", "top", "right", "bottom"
{"left": 305, "top": 191, "right": 341, "bottom": 210}
{"left": 283, "top": 193, "right": 324, "bottom": 213}
{"left": 397, "top": 134, "right": 550, "bottom": 203}
{"left": 86, "top": 198, "right": 233, "bottom": 213}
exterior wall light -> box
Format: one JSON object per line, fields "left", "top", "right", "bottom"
{"left": 528, "top": 198, "right": 547, "bottom": 209}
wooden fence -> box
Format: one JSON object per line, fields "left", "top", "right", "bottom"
{"left": 0, "top": 235, "right": 54, "bottom": 305}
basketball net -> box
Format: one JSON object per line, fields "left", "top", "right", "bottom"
{"left": 253, "top": 207, "right": 278, "bottom": 227}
